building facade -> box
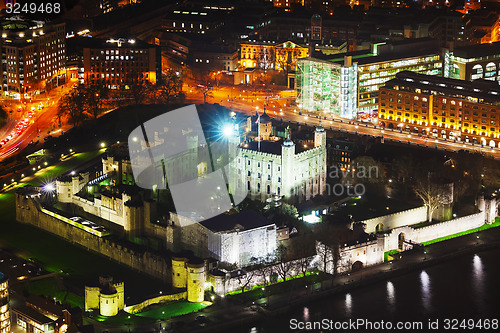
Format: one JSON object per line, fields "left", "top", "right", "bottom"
{"left": 233, "top": 123, "right": 327, "bottom": 202}
{"left": 445, "top": 41, "right": 500, "bottom": 82}
{"left": 378, "top": 71, "right": 500, "bottom": 147}
{"left": 0, "top": 17, "right": 65, "bottom": 98}
{"left": 296, "top": 39, "right": 443, "bottom": 119}
{"left": 239, "top": 41, "right": 308, "bottom": 71}
{"left": 82, "top": 37, "right": 160, "bottom": 89}
{"left": 0, "top": 273, "right": 8, "bottom": 333}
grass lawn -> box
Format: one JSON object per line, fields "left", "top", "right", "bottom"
{"left": 25, "top": 277, "right": 84, "bottom": 309}
{"left": 135, "top": 301, "right": 208, "bottom": 320}
{"left": 91, "top": 311, "right": 155, "bottom": 325}
{"left": 421, "top": 219, "right": 500, "bottom": 246}
{"left": 0, "top": 151, "right": 168, "bottom": 302}
{"left": 333, "top": 193, "right": 419, "bottom": 222}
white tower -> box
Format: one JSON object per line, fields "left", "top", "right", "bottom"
{"left": 281, "top": 138, "right": 295, "bottom": 200}
{"left": 314, "top": 122, "right": 326, "bottom": 147}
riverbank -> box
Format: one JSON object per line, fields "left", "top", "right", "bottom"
{"left": 190, "top": 224, "right": 500, "bottom": 333}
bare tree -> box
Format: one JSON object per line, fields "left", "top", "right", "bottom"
{"left": 275, "top": 244, "right": 294, "bottom": 282}
{"left": 252, "top": 255, "right": 275, "bottom": 286}
{"left": 234, "top": 269, "right": 255, "bottom": 293}
{"left": 414, "top": 174, "right": 446, "bottom": 222}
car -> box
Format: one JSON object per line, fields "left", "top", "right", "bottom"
{"left": 70, "top": 217, "right": 83, "bottom": 222}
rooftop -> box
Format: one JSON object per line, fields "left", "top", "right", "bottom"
{"left": 383, "top": 71, "right": 500, "bottom": 104}
{"left": 12, "top": 306, "right": 53, "bottom": 325}
{"left": 241, "top": 138, "right": 311, "bottom": 155}
{"left": 452, "top": 41, "right": 500, "bottom": 59}
{"left": 200, "top": 210, "right": 274, "bottom": 232}
{"left": 310, "top": 38, "right": 440, "bottom": 65}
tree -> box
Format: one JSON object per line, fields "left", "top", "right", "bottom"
{"left": 288, "top": 235, "right": 315, "bottom": 276}
{"left": 413, "top": 174, "right": 446, "bottom": 222}
{"left": 233, "top": 269, "right": 255, "bottom": 293}
{"left": 85, "top": 84, "right": 109, "bottom": 118}
{"left": 252, "top": 255, "right": 275, "bottom": 286}
{"left": 149, "top": 71, "right": 184, "bottom": 105}
{"left": 57, "top": 90, "right": 89, "bottom": 127}
{"left": 275, "top": 244, "right": 294, "bottom": 282}
{"left": 315, "top": 223, "right": 342, "bottom": 275}
{"left": 128, "top": 81, "right": 149, "bottom": 105}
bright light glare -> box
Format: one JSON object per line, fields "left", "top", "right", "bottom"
{"left": 44, "top": 183, "right": 55, "bottom": 192}
{"left": 222, "top": 124, "right": 234, "bottom": 137}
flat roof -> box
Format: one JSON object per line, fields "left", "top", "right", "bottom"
{"left": 12, "top": 306, "right": 53, "bottom": 325}
{"left": 241, "top": 139, "right": 310, "bottom": 155}
{"left": 200, "top": 211, "right": 274, "bottom": 232}
{"left": 453, "top": 41, "right": 500, "bottom": 59}
{"left": 383, "top": 71, "right": 500, "bottom": 104}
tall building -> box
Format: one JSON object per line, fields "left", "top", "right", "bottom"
{"left": 378, "top": 71, "right": 500, "bottom": 147}
{"left": 81, "top": 37, "right": 160, "bottom": 89}
{"left": 0, "top": 17, "right": 65, "bottom": 98}
{"left": 296, "top": 38, "right": 443, "bottom": 119}
{"left": 0, "top": 272, "right": 9, "bottom": 333}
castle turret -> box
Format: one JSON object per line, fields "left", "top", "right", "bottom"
{"left": 314, "top": 122, "right": 326, "bottom": 147}
{"left": 187, "top": 262, "right": 205, "bottom": 303}
{"left": 281, "top": 138, "right": 295, "bottom": 199}
{"left": 258, "top": 111, "right": 273, "bottom": 141}
{"left": 171, "top": 257, "right": 188, "bottom": 289}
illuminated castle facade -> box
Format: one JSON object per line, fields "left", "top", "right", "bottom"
{"left": 234, "top": 118, "right": 327, "bottom": 203}
{"left": 171, "top": 258, "right": 206, "bottom": 302}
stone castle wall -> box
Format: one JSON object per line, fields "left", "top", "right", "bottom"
{"left": 358, "top": 206, "right": 428, "bottom": 233}
{"left": 15, "top": 193, "right": 171, "bottom": 282}
{"left": 384, "top": 211, "right": 486, "bottom": 251}
{"left": 124, "top": 292, "right": 187, "bottom": 314}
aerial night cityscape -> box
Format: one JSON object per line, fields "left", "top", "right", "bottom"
{"left": 1, "top": 0, "right": 500, "bottom": 332}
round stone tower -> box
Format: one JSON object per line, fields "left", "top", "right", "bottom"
{"left": 187, "top": 262, "right": 205, "bottom": 303}
{"left": 171, "top": 257, "right": 188, "bottom": 289}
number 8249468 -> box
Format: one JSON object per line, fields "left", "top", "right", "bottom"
{"left": 6, "top": 2, "right": 61, "bottom": 14}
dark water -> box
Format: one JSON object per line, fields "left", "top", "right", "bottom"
{"left": 241, "top": 248, "right": 500, "bottom": 332}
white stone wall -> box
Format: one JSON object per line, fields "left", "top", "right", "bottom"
{"left": 359, "top": 206, "right": 427, "bottom": 234}
{"left": 217, "top": 224, "right": 277, "bottom": 267}
{"left": 384, "top": 211, "right": 486, "bottom": 251}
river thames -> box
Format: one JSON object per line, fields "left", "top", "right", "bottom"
{"left": 240, "top": 247, "right": 500, "bottom": 332}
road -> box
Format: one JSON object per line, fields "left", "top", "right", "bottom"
{"left": 185, "top": 83, "right": 500, "bottom": 159}
{"left": 0, "top": 82, "right": 77, "bottom": 161}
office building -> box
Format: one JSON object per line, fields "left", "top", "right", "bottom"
{"left": 0, "top": 17, "right": 65, "bottom": 98}
{"left": 378, "top": 71, "right": 500, "bottom": 147}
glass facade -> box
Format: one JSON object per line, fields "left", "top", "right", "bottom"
{"left": 296, "top": 58, "right": 342, "bottom": 116}
{"left": 296, "top": 53, "right": 442, "bottom": 119}
{"left": 357, "top": 55, "right": 442, "bottom": 114}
